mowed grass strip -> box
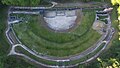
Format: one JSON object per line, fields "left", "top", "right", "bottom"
{"left": 11, "top": 14, "right": 77, "bottom": 43}
{"left": 13, "top": 11, "right": 101, "bottom": 57}
{"left": 12, "top": 11, "right": 95, "bottom": 43}
{"left": 15, "top": 46, "right": 57, "bottom": 66}
{"left": 66, "top": 43, "right": 106, "bottom": 66}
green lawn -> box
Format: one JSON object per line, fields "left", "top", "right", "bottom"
{"left": 12, "top": 10, "right": 101, "bottom": 57}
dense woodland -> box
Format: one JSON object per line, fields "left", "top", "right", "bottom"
{"left": 0, "top": 0, "right": 108, "bottom": 6}
{"left": 0, "top": 0, "right": 120, "bottom": 68}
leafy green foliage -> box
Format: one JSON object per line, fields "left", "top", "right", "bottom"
{"left": 0, "top": 6, "right": 36, "bottom": 68}
{"left": 1, "top": 0, "right": 41, "bottom": 6}
{"left": 0, "top": 0, "right": 109, "bottom": 6}
{"left": 97, "top": 58, "right": 120, "bottom": 68}
{"left": 111, "top": 0, "right": 120, "bottom": 40}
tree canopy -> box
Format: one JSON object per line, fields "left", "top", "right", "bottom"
{"left": 0, "top": 0, "right": 107, "bottom": 6}
{"left": 111, "top": 0, "right": 120, "bottom": 40}
{"left": 1, "top": 0, "right": 41, "bottom": 6}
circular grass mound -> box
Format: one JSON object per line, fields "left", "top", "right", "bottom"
{"left": 12, "top": 10, "right": 101, "bottom": 57}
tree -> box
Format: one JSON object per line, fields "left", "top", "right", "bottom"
{"left": 97, "top": 58, "right": 120, "bottom": 68}
{"left": 1, "top": 0, "right": 41, "bottom": 6}
{"left": 111, "top": 0, "right": 120, "bottom": 40}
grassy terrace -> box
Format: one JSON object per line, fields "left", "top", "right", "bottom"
{"left": 12, "top": 10, "right": 101, "bottom": 57}
{"left": 66, "top": 43, "right": 106, "bottom": 66}
{"left": 15, "top": 46, "right": 57, "bottom": 66}
{"left": 15, "top": 42, "right": 106, "bottom": 66}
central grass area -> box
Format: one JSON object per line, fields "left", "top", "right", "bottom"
{"left": 12, "top": 10, "right": 101, "bottom": 57}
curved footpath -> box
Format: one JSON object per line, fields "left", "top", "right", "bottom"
{"left": 6, "top": 6, "right": 115, "bottom": 68}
